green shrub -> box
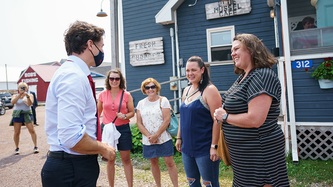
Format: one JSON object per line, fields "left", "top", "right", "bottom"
{"left": 131, "top": 124, "right": 142, "bottom": 154}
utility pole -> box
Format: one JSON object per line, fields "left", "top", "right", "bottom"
{"left": 5, "top": 64, "right": 8, "bottom": 92}
{"left": 110, "top": 0, "right": 119, "bottom": 68}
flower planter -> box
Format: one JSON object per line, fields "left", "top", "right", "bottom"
{"left": 318, "top": 79, "right": 333, "bottom": 89}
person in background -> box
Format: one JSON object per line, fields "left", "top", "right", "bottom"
{"left": 136, "top": 78, "right": 178, "bottom": 187}
{"left": 293, "top": 16, "right": 318, "bottom": 49}
{"left": 214, "top": 33, "right": 289, "bottom": 187}
{"left": 97, "top": 69, "right": 135, "bottom": 187}
{"left": 11, "top": 82, "right": 39, "bottom": 155}
{"left": 41, "top": 20, "right": 116, "bottom": 187}
{"left": 294, "top": 16, "right": 317, "bottom": 30}
{"left": 175, "top": 56, "right": 222, "bottom": 187}
{"left": 302, "top": 16, "right": 316, "bottom": 29}
{"left": 29, "top": 91, "right": 38, "bottom": 126}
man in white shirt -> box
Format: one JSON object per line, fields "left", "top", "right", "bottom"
{"left": 41, "top": 20, "right": 116, "bottom": 187}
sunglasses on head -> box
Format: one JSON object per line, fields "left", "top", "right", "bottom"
{"left": 144, "top": 85, "right": 156, "bottom": 90}
{"left": 109, "top": 77, "right": 120, "bottom": 81}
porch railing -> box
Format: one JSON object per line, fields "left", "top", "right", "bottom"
{"left": 290, "top": 26, "right": 333, "bottom": 56}
{"left": 128, "top": 76, "right": 226, "bottom": 103}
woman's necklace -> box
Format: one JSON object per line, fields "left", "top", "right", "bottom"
{"left": 186, "top": 88, "right": 199, "bottom": 102}
{"left": 147, "top": 95, "right": 159, "bottom": 102}
{"left": 110, "top": 90, "right": 119, "bottom": 111}
{"left": 110, "top": 89, "right": 119, "bottom": 100}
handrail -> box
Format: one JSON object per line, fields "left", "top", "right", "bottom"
{"left": 128, "top": 76, "right": 226, "bottom": 103}
{"left": 128, "top": 76, "right": 187, "bottom": 94}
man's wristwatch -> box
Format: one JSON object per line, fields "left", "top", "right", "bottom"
{"left": 124, "top": 114, "right": 127, "bottom": 119}
{"left": 222, "top": 113, "right": 229, "bottom": 123}
{"left": 211, "top": 144, "right": 218, "bottom": 149}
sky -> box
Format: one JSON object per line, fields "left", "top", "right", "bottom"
{"left": 0, "top": 0, "right": 112, "bottom": 81}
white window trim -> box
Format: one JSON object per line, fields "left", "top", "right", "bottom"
{"left": 206, "top": 26, "right": 235, "bottom": 66}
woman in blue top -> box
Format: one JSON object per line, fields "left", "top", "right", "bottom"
{"left": 175, "top": 56, "right": 222, "bottom": 187}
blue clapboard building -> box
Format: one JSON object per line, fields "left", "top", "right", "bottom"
{"left": 113, "top": 0, "right": 333, "bottom": 161}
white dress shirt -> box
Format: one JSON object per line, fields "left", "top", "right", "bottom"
{"left": 45, "top": 55, "right": 97, "bottom": 155}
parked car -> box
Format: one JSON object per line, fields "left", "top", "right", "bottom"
{"left": 0, "top": 100, "right": 5, "bottom": 115}
{"left": 95, "top": 87, "right": 105, "bottom": 101}
{"left": 0, "top": 92, "right": 13, "bottom": 109}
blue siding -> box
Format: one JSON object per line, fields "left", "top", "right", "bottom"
{"left": 123, "top": 0, "right": 276, "bottom": 105}
{"left": 123, "top": 1, "right": 176, "bottom": 106}
{"left": 122, "top": 0, "right": 333, "bottom": 123}
{"left": 209, "top": 65, "right": 238, "bottom": 92}
{"left": 176, "top": 0, "right": 275, "bottom": 92}
{"left": 292, "top": 59, "right": 333, "bottom": 122}
{"left": 287, "top": 0, "right": 316, "bottom": 17}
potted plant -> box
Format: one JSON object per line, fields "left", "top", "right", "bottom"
{"left": 311, "top": 57, "right": 333, "bottom": 89}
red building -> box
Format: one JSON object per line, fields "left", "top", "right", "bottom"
{"left": 17, "top": 64, "right": 60, "bottom": 102}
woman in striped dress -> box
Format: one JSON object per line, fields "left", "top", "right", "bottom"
{"left": 214, "top": 34, "right": 289, "bottom": 187}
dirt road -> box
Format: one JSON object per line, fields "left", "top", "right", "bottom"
{"left": 0, "top": 106, "right": 186, "bottom": 187}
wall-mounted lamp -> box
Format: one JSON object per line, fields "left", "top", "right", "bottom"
{"left": 270, "top": 9, "right": 275, "bottom": 18}
{"left": 96, "top": 0, "right": 108, "bottom": 17}
{"left": 96, "top": 0, "right": 120, "bottom": 68}
{"left": 188, "top": 0, "right": 198, "bottom": 7}
{"left": 267, "top": 0, "right": 274, "bottom": 7}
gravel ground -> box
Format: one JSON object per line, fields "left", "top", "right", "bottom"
{"left": 1, "top": 106, "right": 330, "bottom": 187}
{"left": 0, "top": 106, "right": 187, "bottom": 187}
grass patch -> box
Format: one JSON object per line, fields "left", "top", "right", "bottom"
{"left": 125, "top": 153, "right": 333, "bottom": 186}
{"left": 128, "top": 125, "right": 333, "bottom": 185}
{"left": 128, "top": 153, "right": 233, "bottom": 185}
{"left": 287, "top": 154, "right": 333, "bottom": 186}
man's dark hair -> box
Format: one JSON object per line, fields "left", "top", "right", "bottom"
{"left": 64, "top": 21, "right": 105, "bottom": 55}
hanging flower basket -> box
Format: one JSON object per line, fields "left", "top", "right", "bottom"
{"left": 311, "top": 57, "right": 333, "bottom": 89}
{"left": 318, "top": 79, "right": 333, "bottom": 89}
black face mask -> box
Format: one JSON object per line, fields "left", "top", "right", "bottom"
{"left": 90, "top": 43, "right": 104, "bottom": 67}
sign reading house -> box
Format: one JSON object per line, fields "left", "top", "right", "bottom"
{"left": 129, "top": 37, "right": 164, "bottom": 66}
{"left": 205, "top": 0, "right": 251, "bottom": 20}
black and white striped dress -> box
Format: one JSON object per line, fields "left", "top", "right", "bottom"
{"left": 222, "top": 68, "right": 290, "bottom": 187}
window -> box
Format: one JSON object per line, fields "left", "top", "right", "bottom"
{"left": 207, "top": 26, "right": 235, "bottom": 63}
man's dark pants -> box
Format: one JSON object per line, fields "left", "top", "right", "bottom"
{"left": 41, "top": 152, "right": 99, "bottom": 187}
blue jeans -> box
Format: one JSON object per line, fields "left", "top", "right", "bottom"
{"left": 182, "top": 152, "right": 220, "bottom": 187}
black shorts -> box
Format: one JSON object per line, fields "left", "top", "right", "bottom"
{"left": 102, "top": 123, "right": 132, "bottom": 151}
{"left": 116, "top": 124, "right": 133, "bottom": 151}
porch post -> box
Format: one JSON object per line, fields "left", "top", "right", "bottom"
{"left": 280, "top": 0, "right": 299, "bottom": 162}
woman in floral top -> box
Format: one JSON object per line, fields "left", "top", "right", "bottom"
{"left": 136, "top": 77, "right": 178, "bottom": 187}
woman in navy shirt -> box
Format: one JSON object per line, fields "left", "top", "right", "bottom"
{"left": 176, "top": 56, "right": 222, "bottom": 187}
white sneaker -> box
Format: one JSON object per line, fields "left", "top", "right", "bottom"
{"left": 15, "top": 148, "right": 19, "bottom": 155}
{"left": 33, "top": 147, "right": 39, "bottom": 154}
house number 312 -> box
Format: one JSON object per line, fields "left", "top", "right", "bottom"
{"left": 292, "top": 60, "right": 313, "bottom": 69}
